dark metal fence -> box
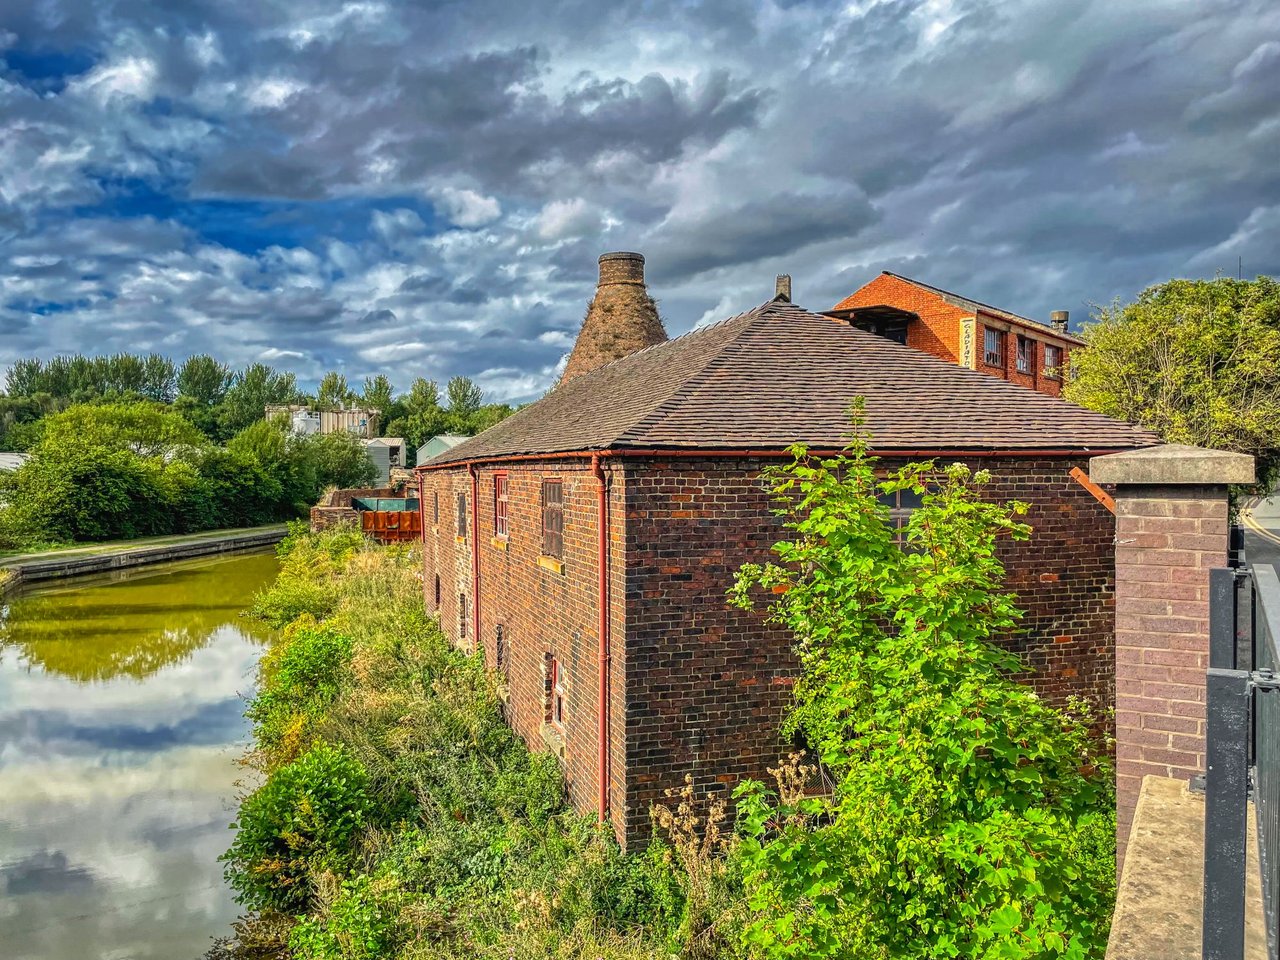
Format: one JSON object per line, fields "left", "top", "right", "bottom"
{"left": 1204, "top": 561, "right": 1280, "bottom": 960}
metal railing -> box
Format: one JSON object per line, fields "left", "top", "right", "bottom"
{"left": 1204, "top": 561, "right": 1280, "bottom": 960}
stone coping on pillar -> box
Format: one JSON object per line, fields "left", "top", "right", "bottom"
{"left": 1090, "top": 443, "right": 1255, "bottom": 486}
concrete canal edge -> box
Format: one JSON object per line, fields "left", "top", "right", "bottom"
{"left": 0, "top": 525, "right": 288, "bottom": 598}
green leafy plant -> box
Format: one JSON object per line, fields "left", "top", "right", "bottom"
{"left": 729, "top": 429, "right": 1116, "bottom": 960}
{"left": 223, "top": 741, "right": 378, "bottom": 913}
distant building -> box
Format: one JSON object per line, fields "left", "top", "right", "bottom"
{"left": 363, "top": 437, "right": 406, "bottom": 485}
{"left": 0, "top": 452, "right": 30, "bottom": 472}
{"left": 416, "top": 434, "right": 468, "bottom": 466}
{"left": 827, "top": 272, "right": 1085, "bottom": 398}
{"left": 265, "top": 404, "right": 379, "bottom": 439}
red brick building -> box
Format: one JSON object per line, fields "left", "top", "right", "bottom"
{"left": 418, "top": 265, "right": 1154, "bottom": 845}
{"left": 829, "top": 272, "right": 1085, "bottom": 397}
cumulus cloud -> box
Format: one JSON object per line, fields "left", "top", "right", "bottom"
{"left": 0, "top": 0, "right": 1277, "bottom": 403}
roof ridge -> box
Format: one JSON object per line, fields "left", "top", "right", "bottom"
{"left": 884, "top": 271, "right": 1086, "bottom": 343}
{"left": 615, "top": 301, "right": 776, "bottom": 444}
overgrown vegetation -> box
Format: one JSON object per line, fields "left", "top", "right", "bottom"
{"left": 1066, "top": 276, "right": 1280, "bottom": 493}
{"left": 729, "top": 432, "right": 1116, "bottom": 959}
{"left": 1, "top": 352, "right": 514, "bottom": 454}
{"left": 215, "top": 423, "right": 1116, "bottom": 959}
{"left": 0, "top": 403, "right": 375, "bottom": 550}
{"left": 213, "top": 526, "right": 738, "bottom": 960}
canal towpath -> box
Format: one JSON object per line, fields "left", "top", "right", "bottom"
{"left": 0, "top": 524, "right": 288, "bottom": 597}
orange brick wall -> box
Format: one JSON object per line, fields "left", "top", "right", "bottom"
{"left": 834, "top": 274, "right": 1073, "bottom": 398}
{"left": 835, "top": 273, "right": 969, "bottom": 362}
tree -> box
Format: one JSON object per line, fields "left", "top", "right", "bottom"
{"left": 294, "top": 430, "right": 378, "bottom": 491}
{"left": 178, "top": 354, "right": 233, "bottom": 406}
{"left": 361, "top": 375, "right": 395, "bottom": 422}
{"left": 444, "top": 376, "right": 483, "bottom": 432}
{"left": 1066, "top": 276, "right": 1280, "bottom": 491}
{"left": 728, "top": 425, "right": 1116, "bottom": 959}
{"left": 316, "top": 372, "right": 354, "bottom": 412}
{"left": 219, "top": 364, "right": 302, "bottom": 437}
{"left": 39, "top": 402, "right": 206, "bottom": 459}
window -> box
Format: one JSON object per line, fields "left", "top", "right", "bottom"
{"left": 983, "top": 327, "right": 1005, "bottom": 366}
{"left": 456, "top": 491, "right": 467, "bottom": 539}
{"left": 459, "top": 594, "right": 467, "bottom": 638}
{"left": 541, "top": 480, "right": 564, "bottom": 558}
{"left": 1044, "top": 343, "right": 1063, "bottom": 378}
{"left": 432, "top": 491, "right": 439, "bottom": 524}
{"left": 433, "top": 574, "right": 441, "bottom": 608}
{"left": 495, "top": 625, "right": 506, "bottom": 672}
{"left": 1016, "top": 335, "right": 1033, "bottom": 374}
{"left": 494, "top": 474, "right": 509, "bottom": 538}
{"left": 878, "top": 487, "right": 924, "bottom": 544}
{"left": 548, "top": 656, "right": 565, "bottom": 729}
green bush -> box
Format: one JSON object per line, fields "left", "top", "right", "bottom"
{"left": 248, "top": 623, "right": 354, "bottom": 756}
{"left": 223, "top": 741, "right": 378, "bottom": 913}
{"left": 729, "top": 432, "right": 1116, "bottom": 959}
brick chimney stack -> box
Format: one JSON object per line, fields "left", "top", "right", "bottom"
{"left": 561, "top": 252, "right": 667, "bottom": 385}
{"left": 1051, "top": 310, "right": 1069, "bottom": 334}
{"left": 775, "top": 275, "right": 792, "bottom": 302}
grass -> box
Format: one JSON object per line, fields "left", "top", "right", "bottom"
{"left": 210, "top": 526, "right": 742, "bottom": 960}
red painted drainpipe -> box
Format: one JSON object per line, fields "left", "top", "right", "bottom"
{"left": 469, "top": 463, "right": 481, "bottom": 647}
{"left": 592, "top": 453, "right": 611, "bottom": 824}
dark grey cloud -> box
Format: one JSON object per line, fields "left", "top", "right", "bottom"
{"left": 1, "top": 0, "right": 1278, "bottom": 403}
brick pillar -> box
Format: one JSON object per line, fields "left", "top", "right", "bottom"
{"left": 1090, "top": 444, "right": 1254, "bottom": 866}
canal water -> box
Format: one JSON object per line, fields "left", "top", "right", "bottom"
{"left": 0, "top": 551, "right": 279, "bottom": 960}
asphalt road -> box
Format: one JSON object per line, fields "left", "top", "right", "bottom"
{"left": 1243, "top": 491, "right": 1280, "bottom": 571}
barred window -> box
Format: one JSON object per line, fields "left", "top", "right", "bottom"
{"left": 494, "top": 474, "right": 509, "bottom": 538}
{"left": 456, "top": 491, "right": 467, "bottom": 539}
{"left": 432, "top": 491, "right": 439, "bottom": 524}
{"left": 542, "top": 480, "right": 564, "bottom": 558}
{"left": 878, "top": 488, "right": 924, "bottom": 544}
{"left": 434, "top": 574, "right": 441, "bottom": 608}
{"left": 983, "top": 327, "right": 1005, "bottom": 366}
{"left": 1044, "top": 343, "right": 1063, "bottom": 378}
{"left": 1016, "top": 335, "right": 1033, "bottom": 374}
{"left": 548, "top": 656, "right": 565, "bottom": 729}
{"left": 459, "top": 593, "right": 467, "bottom": 638}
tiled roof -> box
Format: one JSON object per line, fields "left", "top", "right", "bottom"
{"left": 881, "top": 272, "right": 1087, "bottom": 345}
{"left": 423, "top": 299, "right": 1155, "bottom": 467}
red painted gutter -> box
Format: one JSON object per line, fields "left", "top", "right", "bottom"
{"left": 469, "top": 463, "right": 481, "bottom": 647}
{"left": 417, "top": 447, "right": 1132, "bottom": 471}
{"left": 592, "top": 453, "right": 611, "bottom": 824}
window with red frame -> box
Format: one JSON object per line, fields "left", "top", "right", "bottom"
{"left": 542, "top": 479, "right": 563, "bottom": 558}
{"left": 494, "top": 474, "right": 509, "bottom": 538}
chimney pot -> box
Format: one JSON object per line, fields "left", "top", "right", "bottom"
{"left": 597, "top": 251, "right": 645, "bottom": 286}
{"left": 775, "top": 274, "right": 792, "bottom": 302}
{"left": 1050, "top": 310, "right": 1069, "bottom": 333}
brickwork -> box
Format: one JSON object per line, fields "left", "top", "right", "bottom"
{"left": 836, "top": 272, "right": 969, "bottom": 362}
{"left": 1110, "top": 484, "right": 1228, "bottom": 856}
{"left": 422, "top": 452, "right": 1117, "bottom": 846}
{"left": 619, "top": 454, "right": 1116, "bottom": 840}
{"left": 420, "top": 460, "right": 628, "bottom": 825}
{"left": 833, "top": 273, "right": 1073, "bottom": 398}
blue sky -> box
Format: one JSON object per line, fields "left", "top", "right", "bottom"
{"left": 1, "top": 0, "right": 1278, "bottom": 402}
